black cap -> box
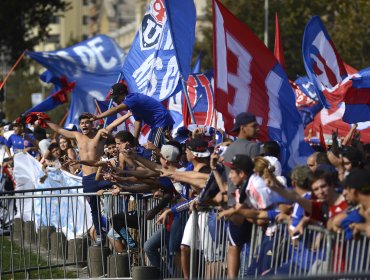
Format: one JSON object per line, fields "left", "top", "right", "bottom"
{"left": 186, "top": 138, "right": 210, "bottom": 157}
{"left": 224, "top": 154, "right": 254, "bottom": 173}
{"left": 343, "top": 168, "right": 370, "bottom": 194}
{"left": 230, "top": 112, "right": 256, "bottom": 133}
{"left": 110, "top": 82, "right": 128, "bottom": 98}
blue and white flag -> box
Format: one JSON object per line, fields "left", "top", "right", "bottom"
{"left": 27, "top": 35, "right": 125, "bottom": 127}
{"left": 294, "top": 76, "right": 319, "bottom": 102}
{"left": 122, "top": 0, "right": 196, "bottom": 101}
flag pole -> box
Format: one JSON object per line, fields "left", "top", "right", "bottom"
{"left": 164, "top": 0, "right": 196, "bottom": 125}
{"left": 103, "top": 72, "right": 122, "bottom": 128}
{"left": 0, "top": 51, "right": 26, "bottom": 91}
{"left": 264, "top": 0, "right": 269, "bottom": 47}
{"left": 213, "top": 108, "right": 218, "bottom": 143}
{"left": 52, "top": 110, "right": 68, "bottom": 139}
{"left": 182, "top": 78, "right": 196, "bottom": 124}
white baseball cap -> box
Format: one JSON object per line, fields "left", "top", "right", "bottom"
{"left": 161, "top": 145, "right": 180, "bottom": 162}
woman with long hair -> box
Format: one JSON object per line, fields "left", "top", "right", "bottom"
{"left": 58, "top": 136, "right": 79, "bottom": 174}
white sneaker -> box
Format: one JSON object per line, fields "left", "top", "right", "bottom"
{"left": 93, "top": 235, "right": 102, "bottom": 246}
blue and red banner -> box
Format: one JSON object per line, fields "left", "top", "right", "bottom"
{"left": 213, "top": 0, "right": 313, "bottom": 171}
{"left": 302, "top": 16, "right": 370, "bottom": 124}
{"left": 122, "top": 0, "right": 196, "bottom": 101}
{"left": 302, "top": 16, "right": 348, "bottom": 109}
{"left": 168, "top": 71, "right": 215, "bottom": 132}
{"left": 343, "top": 67, "right": 370, "bottom": 123}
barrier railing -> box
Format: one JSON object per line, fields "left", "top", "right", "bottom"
{"left": 186, "top": 209, "right": 370, "bottom": 279}
{"left": 1, "top": 189, "right": 370, "bottom": 279}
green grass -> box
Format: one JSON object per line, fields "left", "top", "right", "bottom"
{"left": 1, "top": 237, "right": 79, "bottom": 279}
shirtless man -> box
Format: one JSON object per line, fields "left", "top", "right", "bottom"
{"left": 45, "top": 111, "right": 132, "bottom": 245}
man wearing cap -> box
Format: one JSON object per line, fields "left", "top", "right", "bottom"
{"left": 175, "top": 138, "right": 211, "bottom": 193}
{"left": 91, "top": 82, "right": 174, "bottom": 158}
{"left": 221, "top": 112, "right": 260, "bottom": 277}
{"left": 221, "top": 154, "right": 255, "bottom": 278}
{"left": 223, "top": 112, "right": 260, "bottom": 205}
{"left": 158, "top": 138, "right": 211, "bottom": 279}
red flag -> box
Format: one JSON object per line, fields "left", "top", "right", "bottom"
{"left": 274, "top": 13, "right": 286, "bottom": 70}
{"left": 344, "top": 63, "right": 357, "bottom": 75}
{"left": 213, "top": 0, "right": 275, "bottom": 140}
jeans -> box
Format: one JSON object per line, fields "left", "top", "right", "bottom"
{"left": 168, "top": 213, "right": 187, "bottom": 254}
{"left": 144, "top": 227, "right": 169, "bottom": 268}
{"left": 82, "top": 173, "right": 112, "bottom": 235}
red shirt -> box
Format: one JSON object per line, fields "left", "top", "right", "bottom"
{"left": 309, "top": 195, "right": 347, "bottom": 224}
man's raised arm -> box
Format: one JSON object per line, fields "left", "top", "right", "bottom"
{"left": 45, "top": 120, "right": 77, "bottom": 140}
{"left": 104, "top": 111, "right": 132, "bottom": 133}
{"left": 96, "top": 104, "right": 128, "bottom": 120}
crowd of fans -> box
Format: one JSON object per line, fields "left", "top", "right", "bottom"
{"left": 1, "top": 82, "right": 370, "bottom": 278}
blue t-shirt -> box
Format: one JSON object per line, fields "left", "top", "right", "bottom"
{"left": 340, "top": 208, "right": 365, "bottom": 240}
{"left": 135, "top": 145, "right": 152, "bottom": 160}
{"left": 7, "top": 133, "right": 38, "bottom": 157}
{"left": 291, "top": 192, "right": 312, "bottom": 228}
{"left": 123, "top": 93, "right": 174, "bottom": 128}
{"left": 159, "top": 177, "right": 178, "bottom": 196}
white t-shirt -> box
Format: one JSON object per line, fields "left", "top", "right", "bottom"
{"left": 245, "top": 173, "right": 274, "bottom": 210}
{"left": 38, "top": 139, "right": 51, "bottom": 157}
{"left": 174, "top": 167, "right": 187, "bottom": 195}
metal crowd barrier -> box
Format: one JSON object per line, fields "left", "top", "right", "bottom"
{"left": 1, "top": 188, "right": 370, "bottom": 279}
{"left": 186, "top": 210, "right": 370, "bottom": 279}
{"left": 0, "top": 188, "right": 161, "bottom": 279}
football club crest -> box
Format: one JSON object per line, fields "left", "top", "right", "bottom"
{"left": 140, "top": 0, "right": 166, "bottom": 51}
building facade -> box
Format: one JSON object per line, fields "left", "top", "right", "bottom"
{"left": 34, "top": 0, "right": 90, "bottom": 52}
{"left": 35, "top": 0, "right": 208, "bottom": 52}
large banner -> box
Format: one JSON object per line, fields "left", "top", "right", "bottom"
{"left": 12, "top": 153, "right": 92, "bottom": 240}
{"left": 27, "top": 35, "right": 125, "bottom": 127}
{"left": 122, "top": 0, "right": 196, "bottom": 101}
{"left": 13, "top": 153, "right": 42, "bottom": 221}
{"left": 34, "top": 168, "right": 92, "bottom": 240}
{"left": 213, "top": 0, "right": 312, "bottom": 171}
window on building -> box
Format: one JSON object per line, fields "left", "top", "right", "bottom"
{"left": 50, "top": 16, "right": 60, "bottom": 24}
{"left": 46, "top": 34, "right": 60, "bottom": 44}
{"left": 83, "top": 15, "right": 89, "bottom": 25}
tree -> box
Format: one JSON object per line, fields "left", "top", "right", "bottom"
{"left": 0, "top": 0, "right": 70, "bottom": 64}
{"left": 195, "top": 0, "right": 370, "bottom": 78}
